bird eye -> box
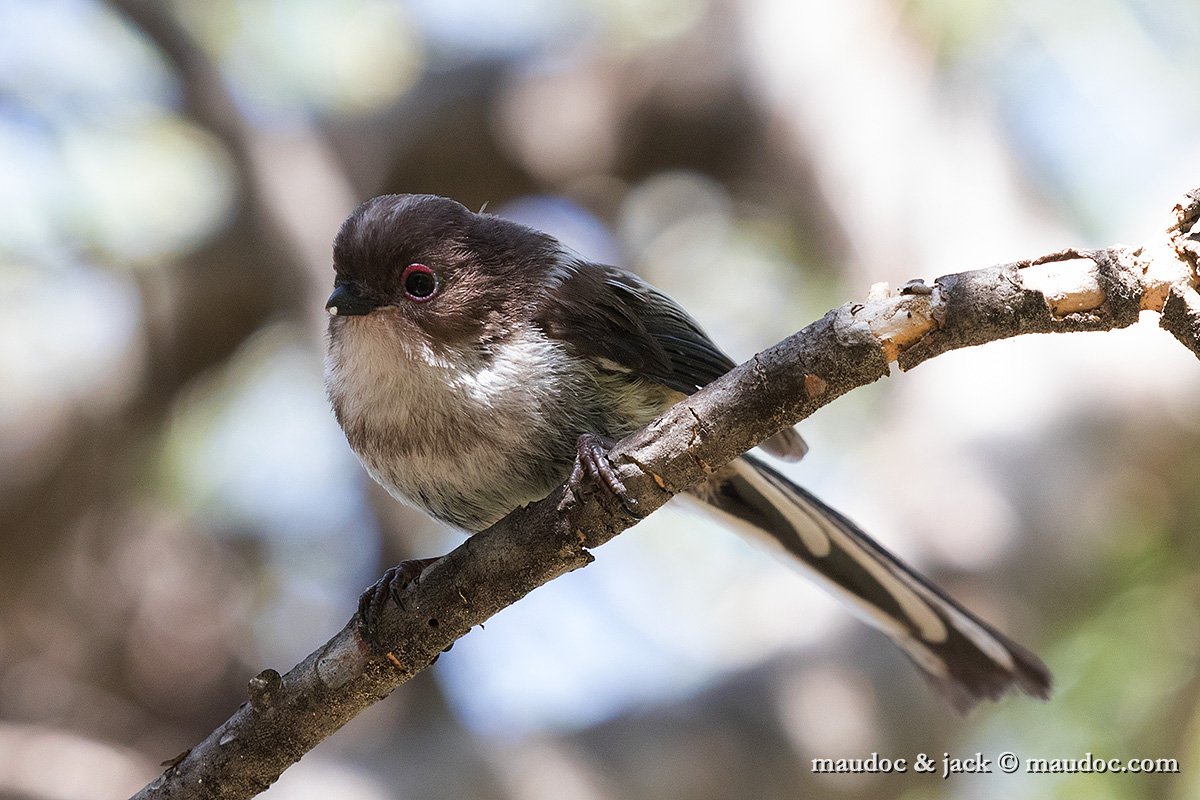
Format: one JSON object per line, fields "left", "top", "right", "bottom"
{"left": 401, "top": 264, "right": 437, "bottom": 301}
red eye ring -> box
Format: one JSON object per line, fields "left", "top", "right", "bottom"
{"left": 401, "top": 263, "right": 437, "bottom": 301}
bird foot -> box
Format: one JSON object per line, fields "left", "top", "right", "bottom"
{"left": 558, "top": 433, "right": 642, "bottom": 517}
{"left": 356, "top": 558, "right": 440, "bottom": 645}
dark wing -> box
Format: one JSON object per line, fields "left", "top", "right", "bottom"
{"left": 535, "top": 259, "right": 809, "bottom": 461}
{"left": 535, "top": 260, "right": 736, "bottom": 393}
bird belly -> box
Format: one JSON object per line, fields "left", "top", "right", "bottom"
{"left": 326, "top": 321, "right": 608, "bottom": 531}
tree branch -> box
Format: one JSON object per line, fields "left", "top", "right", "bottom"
{"left": 131, "top": 189, "right": 1200, "bottom": 800}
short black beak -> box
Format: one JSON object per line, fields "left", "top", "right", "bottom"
{"left": 325, "top": 283, "right": 376, "bottom": 317}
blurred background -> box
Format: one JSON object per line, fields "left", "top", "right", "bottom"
{"left": 2, "top": 0, "right": 1200, "bottom": 798}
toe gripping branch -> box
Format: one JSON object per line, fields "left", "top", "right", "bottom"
{"left": 561, "top": 432, "right": 643, "bottom": 518}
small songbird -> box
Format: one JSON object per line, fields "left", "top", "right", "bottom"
{"left": 323, "top": 193, "right": 1051, "bottom": 711}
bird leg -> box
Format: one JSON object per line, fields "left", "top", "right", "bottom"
{"left": 356, "top": 557, "right": 441, "bottom": 644}
{"left": 559, "top": 432, "right": 642, "bottom": 517}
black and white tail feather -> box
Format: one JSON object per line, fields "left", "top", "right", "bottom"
{"left": 690, "top": 454, "right": 1051, "bottom": 712}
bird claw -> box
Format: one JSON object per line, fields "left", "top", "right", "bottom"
{"left": 356, "top": 558, "right": 440, "bottom": 646}
{"left": 558, "top": 433, "right": 642, "bottom": 517}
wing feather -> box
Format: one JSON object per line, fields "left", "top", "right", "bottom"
{"left": 535, "top": 259, "right": 736, "bottom": 393}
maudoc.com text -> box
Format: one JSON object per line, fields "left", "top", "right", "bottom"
{"left": 810, "top": 751, "right": 1180, "bottom": 779}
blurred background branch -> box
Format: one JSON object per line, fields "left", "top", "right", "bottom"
{"left": 1, "top": 1, "right": 1199, "bottom": 799}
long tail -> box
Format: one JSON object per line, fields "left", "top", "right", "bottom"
{"left": 689, "top": 454, "right": 1051, "bottom": 712}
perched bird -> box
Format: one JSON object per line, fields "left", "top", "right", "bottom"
{"left": 324, "top": 193, "right": 1051, "bottom": 711}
